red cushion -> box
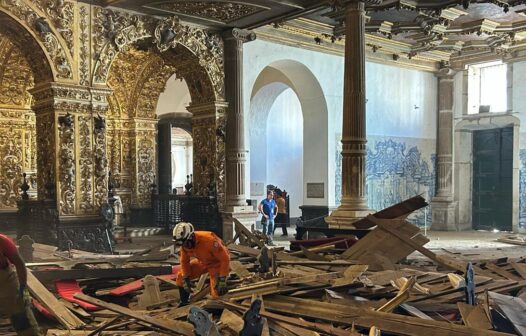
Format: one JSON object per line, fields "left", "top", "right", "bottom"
{"left": 109, "top": 265, "right": 181, "bottom": 296}
{"left": 32, "top": 299, "right": 55, "bottom": 320}
{"left": 54, "top": 280, "right": 100, "bottom": 311}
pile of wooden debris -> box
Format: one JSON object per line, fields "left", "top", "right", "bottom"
{"left": 4, "top": 196, "right": 526, "bottom": 336}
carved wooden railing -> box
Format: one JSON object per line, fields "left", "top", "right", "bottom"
{"left": 17, "top": 199, "right": 58, "bottom": 245}
{"left": 152, "top": 194, "right": 222, "bottom": 237}
{"left": 17, "top": 198, "right": 113, "bottom": 252}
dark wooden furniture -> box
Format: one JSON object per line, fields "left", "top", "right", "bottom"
{"left": 152, "top": 194, "right": 222, "bottom": 237}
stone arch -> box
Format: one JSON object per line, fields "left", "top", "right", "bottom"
{"left": 0, "top": 3, "right": 73, "bottom": 82}
{"left": 249, "top": 60, "right": 329, "bottom": 209}
{"left": 92, "top": 10, "right": 223, "bottom": 102}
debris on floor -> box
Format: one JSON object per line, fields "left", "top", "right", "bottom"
{"left": 4, "top": 196, "right": 526, "bottom": 335}
{"left": 497, "top": 235, "right": 526, "bottom": 246}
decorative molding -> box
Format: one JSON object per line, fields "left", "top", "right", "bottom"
{"left": 79, "top": 4, "right": 90, "bottom": 86}
{"left": 58, "top": 113, "right": 75, "bottom": 215}
{"left": 147, "top": 1, "right": 265, "bottom": 24}
{"left": 0, "top": 0, "right": 73, "bottom": 79}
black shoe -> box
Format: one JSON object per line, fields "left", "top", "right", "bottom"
{"left": 178, "top": 287, "right": 190, "bottom": 307}
{"left": 281, "top": 234, "right": 288, "bottom": 237}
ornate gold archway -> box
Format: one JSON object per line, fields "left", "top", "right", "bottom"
{"left": 106, "top": 41, "right": 226, "bottom": 212}
{"left": 0, "top": 2, "right": 74, "bottom": 82}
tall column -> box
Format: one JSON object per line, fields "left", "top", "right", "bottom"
{"left": 326, "top": 0, "right": 372, "bottom": 228}
{"left": 431, "top": 68, "right": 458, "bottom": 231}
{"left": 221, "top": 29, "right": 258, "bottom": 238}
{"left": 157, "top": 121, "right": 172, "bottom": 194}
{"left": 223, "top": 29, "right": 256, "bottom": 211}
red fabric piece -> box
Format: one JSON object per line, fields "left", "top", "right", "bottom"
{"left": 0, "top": 234, "right": 17, "bottom": 268}
{"left": 290, "top": 236, "right": 357, "bottom": 249}
{"left": 109, "top": 265, "right": 181, "bottom": 296}
{"left": 54, "top": 280, "right": 100, "bottom": 311}
{"left": 32, "top": 299, "right": 55, "bottom": 320}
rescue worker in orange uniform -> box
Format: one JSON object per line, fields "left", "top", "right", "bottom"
{"left": 173, "top": 222, "right": 230, "bottom": 306}
{"left": 0, "top": 234, "right": 40, "bottom": 336}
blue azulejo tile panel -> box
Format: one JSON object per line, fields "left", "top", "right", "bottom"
{"left": 336, "top": 137, "right": 436, "bottom": 227}
{"left": 519, "top": 149, "right": 526, "bottom": 230}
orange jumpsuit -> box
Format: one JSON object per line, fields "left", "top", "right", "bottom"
{"left": 175, "top": 231, "right": 230, "bottom": 298}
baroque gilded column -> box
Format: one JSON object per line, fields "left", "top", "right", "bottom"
{"left": 223, "top": 29, "right": 256, "bottom": 210}
{"left": 326, "top": 0, "right": 372, "bottom": 228}
{"left": 29, "top": 83, "right": 111, "bottom": 215}
{"left": 431, "top": 68, "right": 457, "bottom": 230}
{"left": 187, "top": 101, "right": 227, "bottom": 203}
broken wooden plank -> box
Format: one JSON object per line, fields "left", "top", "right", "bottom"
{"left": 75, "top": 294, "right": 194, "bottom": 336}
{"left": 261, "top": 296, "right": 513, "bottom": 336}
{"left": 27, "top": 270, "right": 85, "bottom": 329}
{"left": 352, "top": 195, "right": 428, "bottom": 229}
{"left": 489, "top": 291, "right": 526, "bottom": 336}
{"left": 457, "top": 303, "right": 493, "bottom": 330}
{"left": 30, "top": 265, "right": 174, "bottom": 282}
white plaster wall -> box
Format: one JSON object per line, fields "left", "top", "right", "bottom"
{"left": 513, "top": 61, "right": 526, "bottom": 126}
{"left": 244, "top": 39, "right": 342, "bottom": 207}
{"left": 156, "top": 75, "right": 192, "bottom": 115}
{"left": 366, "top": 62, "right": 438, "bottom": 138}
{"left": 244, "top": 39, "right": 437, "bottom": 210}
{"left": 266, "top": 89, "right": 303, "bottom": 218}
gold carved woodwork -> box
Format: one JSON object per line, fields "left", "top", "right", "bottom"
{"left": 78, "top": 4, "right": 90, "bottom": 86}
{"left": 189, "top": 102, "right": 226, "bottom": 209}
{"left": 135, "top": 135, "right": 155, "bottom": 207}
{"left": 93, "top": 9, "right": 224, "bottom": 100}
{"left": 58, "top": 113, "right": 75, "bottom": 215}
{"left": 0, "top": 33, "right": 34, "bottom": 108}
{"left": 0, "top": 0, "right": 73, "bottom": 80}
{"left": 28, "top": 0, "right": 75, "bottom": 55}
{"left": 78, "top": 116, "right": 94, "bottom": 213}
{"left": 0, "top": 109, "right": 36, "bottom": 209}
{"left": 149, "top": 2, "right": 264, "bottom": 24}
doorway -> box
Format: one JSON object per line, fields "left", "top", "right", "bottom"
{"left": 472, "top": 127, "right": 513, "bottom": 231}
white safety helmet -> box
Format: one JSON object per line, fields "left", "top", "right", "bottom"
{"left": 172, "top": 222, "right": 194, "bottom": 245}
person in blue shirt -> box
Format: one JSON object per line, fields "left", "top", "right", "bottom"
{"left": 258, "top": 190, "right": 278, "bottom": 237}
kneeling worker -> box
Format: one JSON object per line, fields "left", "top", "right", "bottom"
{"left": 173, "top": 222, "right": 230, "bottom": 306}
{"left": 0, "top": 234, "right": 40, "bottom": 336}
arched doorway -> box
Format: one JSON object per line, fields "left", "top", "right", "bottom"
{"left": 0, "top": 11, "right": 54, "bottom": 234}
{"left": 104, "top": 33, "right": 222, "bottom": 223}
{"left": 157, "top": 75, "right": 193, "bottom": 195}
{"left": 249, "top": 60, "right": 328, "bottom": 220}
{"left": 170, "top": 128, "right": 193, "bottom": 194}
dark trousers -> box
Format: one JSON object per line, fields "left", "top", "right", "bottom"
{"left": 273, "top": 213, "right": 288, "bottom": 236}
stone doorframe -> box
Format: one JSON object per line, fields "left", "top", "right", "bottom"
{"left": 454, "top": 112, "right": 520, "bottom": 232}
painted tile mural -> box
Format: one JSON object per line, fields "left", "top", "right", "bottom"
{"left": 336, "top": 136, "right": 436, "bottom": 227}
{"left": 520, "top": 149, "right": 526, "bottom": 230}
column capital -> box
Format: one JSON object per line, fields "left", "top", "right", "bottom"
{"left": 222, "top": 29, "right": 257, "bottom": 44}
{"left": 436, "top": 67, "right": 457, "bottom": 79}
{"left": 187, "top": 100, "right": 228, "bottom": 118}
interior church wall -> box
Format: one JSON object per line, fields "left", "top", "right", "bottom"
{"left": 245, "top": 39, "right": 437, "bottom": 223}
{"left": 513, "top": 61, "right": 526, "bottom": 230}
{"left": 244, "top": 39, "right": 337, "bottom": 209}
{"left": 337, "top": 62, "right": 438, "bottom": 227}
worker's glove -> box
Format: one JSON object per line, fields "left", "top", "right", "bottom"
{"left": 183, "top": 277, "right": 192, "bottom": 293}
{"left": 217, "top": 276, "right": 228, "bottom": 296}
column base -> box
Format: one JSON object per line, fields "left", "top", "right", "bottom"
{"left": 430, "top": 198, "right": 457, "bottom": 231}
{"left": 325, "top": 207, "right": 373, "bottom": 229}
{"left": 221, "top": 206, "right": 258, "bottom": 240}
